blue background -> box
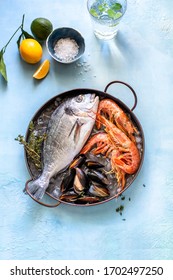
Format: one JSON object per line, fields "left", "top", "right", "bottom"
{"left": 0, "top": 0, "right": 173, "bottom": 260}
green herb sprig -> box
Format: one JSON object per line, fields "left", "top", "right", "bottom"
{"left": 15, "top": 121, "right": 46, "bottom": 170}
{"left": 0, "top": 14, "right": 34, "bottom": 82}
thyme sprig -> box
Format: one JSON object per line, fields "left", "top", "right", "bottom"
{"left": 15, "top": 134, "right": 42, "bottom": 169}
{"left": 15, "top": 121, "right": 46, "bottom": 170}
{"left": 0, "top": 14, "right": 34, "bottom": 82}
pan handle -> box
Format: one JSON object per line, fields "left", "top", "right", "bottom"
{"left": 25, "top": 179, "right": 61, "bottom": 208}
{"left": 104, "top": 81, "right": 137, "bottom": 111}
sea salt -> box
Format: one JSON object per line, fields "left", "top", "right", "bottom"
{"left": 54, "top": 38, "right": 79, "bottom": 62}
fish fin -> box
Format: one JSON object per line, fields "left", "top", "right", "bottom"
{"left": 74, "top": 119, "right": 83, "bottom": 144}
{"left": 27, "top": 176, "right": 49, "bottom": 200}
{"left": 68, "top": 118, "right": 84, "bottom": 144}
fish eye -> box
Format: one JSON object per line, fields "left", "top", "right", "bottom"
{"left": 75, "top": 95, "right": 84, "bottom": 103}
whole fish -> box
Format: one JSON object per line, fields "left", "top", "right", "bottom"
{"left": 27, "top": 93, "right": 99, "bottom": 200}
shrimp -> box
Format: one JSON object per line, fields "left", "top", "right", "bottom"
{"left": 96, "top": 98, "right": 137, "bottom": 143}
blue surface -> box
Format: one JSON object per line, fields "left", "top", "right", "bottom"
{"left": 0, "top": 0, "right": 173, "bottom": 260}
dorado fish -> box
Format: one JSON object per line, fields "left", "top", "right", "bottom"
{"left": 27, "top": 93, "right": 99, "bottom": 200}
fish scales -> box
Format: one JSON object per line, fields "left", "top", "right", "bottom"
{"left": 44, "top": 112, "right": 78, "bottom": 170}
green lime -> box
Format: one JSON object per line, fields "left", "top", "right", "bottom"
{"left": 31, "top": 17, "right": 53, "bottom": 41}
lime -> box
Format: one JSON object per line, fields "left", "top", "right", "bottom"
{"left": 31, "top": 17, "right": 53, "bottom": 41}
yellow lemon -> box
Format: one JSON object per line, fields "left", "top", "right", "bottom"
{"left": 33, "top": 59, "right": 50, "bottom": 79}
{"left": 19, "top": 39, "right": 43, "bottom": 64}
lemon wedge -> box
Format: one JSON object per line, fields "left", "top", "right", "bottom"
{"left": 33, "top": 59, "right": 50, "bottom": 79}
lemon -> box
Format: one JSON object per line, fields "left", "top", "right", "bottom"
{"left": 33, "top": 59, "right": 50, "bottom": 79}
{"left": 19, "top": 39, "right": 43, "bottom": 64}
{"left": 31, "top": 18, "right": 53, "bottom": 41}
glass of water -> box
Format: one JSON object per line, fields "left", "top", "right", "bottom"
{"left": 87, "top": 0, "right": 127, "bottom": 40}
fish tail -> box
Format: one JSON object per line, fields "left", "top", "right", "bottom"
{"left": 27, "top": 176, "right": 49, "bottom": 200}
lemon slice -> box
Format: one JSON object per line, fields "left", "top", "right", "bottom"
{"left": 33, "top": 59, "right": 50, "bottom": 79}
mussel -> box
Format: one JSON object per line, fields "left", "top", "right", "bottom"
{"left": 75, "top": 195, "right": 100, "bottom": 204}
{"left": 69, "top": 154, "right": 86, "bottom": 169}
{"left": 86, "top": 169, "right": 109, "bottom": 185}
{"left": 60, "top": 169, "right": 75, "bottom": 193}
{"left": 89, "top": 183, "right": 110, "bottom": 198}
{"left": 59, "top": 193, "right": 79, "bottom": 202}
{"left": 73, "top": 168, "right": 88, "bottom": 195}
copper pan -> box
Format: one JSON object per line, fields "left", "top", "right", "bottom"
{"left": 25, "top": 81, "right": 144, "bottom": 207}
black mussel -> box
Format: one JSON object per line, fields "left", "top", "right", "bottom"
{"left": 73, "top": 168, "right": 88, "bottom": 195}
{"left": 60, "top": 169, "right": 75, "bottom": 193}
{"left": 59, "top": 193, "right": 79, "bottom": 202}
{"left": 86, "top": 169, "right": 109, "bottom": 185}
{"left": 69, "top": 154, "right": 86, "bottom": 169}
{"left": 85, "top": 159, "right": 104, "bottom": 169}
{"left": 75, "top": 196, "right": 100, "bottom": 204}
{"left": 89, "top": 183, "right": 110, "bottom": 198}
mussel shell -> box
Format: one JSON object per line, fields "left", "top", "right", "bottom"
{"left": 59, "top": 193, "right": 79, "bottom": 202}
{"left": 69, "top": 154, "right": 86, "bottom": 169}
{"left": 86, "top": 169, "right": 109, "bottom": 185}
{"left": 60, "top": 169, "right": 75, "bottom": 193}
{"left": 75, "top": 196, "right": 100, "bottom": 204}
{"left": 73, "top": 167, "right": 88, "bottom": 195}
{"left": 85, "top": 159, "right": 104, "bottom": 169}
{"left": 89, "top": 183, "right": 110, "bottom": 198}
